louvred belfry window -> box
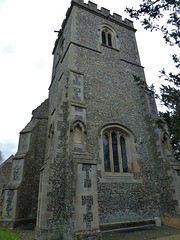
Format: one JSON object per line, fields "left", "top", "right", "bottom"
{"left": 101, "top": 29, "right": 113, "bottom": 47}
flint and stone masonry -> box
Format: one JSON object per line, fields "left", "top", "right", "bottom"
{"left": 1, "top": 0, "right": 180, "bottom": 239}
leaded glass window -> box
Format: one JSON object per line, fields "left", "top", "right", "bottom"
{"left": 112, "top": 132, "right": 119, "bottom": 172}
{"left": 103, "top": 134, "right": 111, "bottom": 172}
{"left": 103, "top": 131, "right": 129, "bottom": 173}
{"left": 120, "top": 136, "right": 128, "bottom": 173}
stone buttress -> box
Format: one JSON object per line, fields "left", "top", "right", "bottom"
{"left": 0, "top": 100, "right": 48, "bottom": 228}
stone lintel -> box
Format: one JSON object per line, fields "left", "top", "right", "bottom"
{"left": 70, "top": 100, "right": 86, "bottom": 108}
{"left": 75, "top": 159, "right": 97, "bottom": 165}
{"left": 5, "top": 183, "right": 20, "bottom": 190}
{"left": 14, "top": 154, "right": 26, "bottom": 159}
{"left": 69, "top": 68, "right": 84, "bottom": 75}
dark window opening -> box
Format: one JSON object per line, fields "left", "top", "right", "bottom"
{"left": 101, "top": 28, "right": 114, "bottom": 47}
{"left": 120, "top": 136, "right": 128, "bottom": 173}
{"left": 102, "top": 31, "right": 106, "bottom": 45}
{"left": 103, "top": 134, "right": 111, "bottom": 172}
{"left": 108, "top": 33, "right": 112, "bottom": 47}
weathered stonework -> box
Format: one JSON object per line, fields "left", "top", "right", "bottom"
{"left": 0, "top": 155, "right": 13, "bottom": 215}
{"left": 0, "top": 99, "right": 49, "bottom": 227}
{"left": 1, "top": 0, "right": 180, "bottom": 239}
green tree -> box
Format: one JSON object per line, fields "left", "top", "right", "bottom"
{"left": 126, "top": 0, "right": 180, "bottom": 160}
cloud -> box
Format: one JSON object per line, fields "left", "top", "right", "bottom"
{"left": 0, "top": 139, "right": 17, "bottom": 160}
{"left": 33, "top": 60, "right": 49, "bottom": 69}
{"left": 1, "top": 44, "right": 15, "bottom": 54}
{"left": 0, "top": 0, "right": 7, "bottom": 7}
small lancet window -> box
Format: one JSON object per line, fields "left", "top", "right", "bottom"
{"left": 103, "top": 134, "right": 111, "bottom": 172}
{"left": 120, "top": 136, "right": 128, "bottom": 173}
{"left": 107, "top": 33, "right": 112, "bottom": 47}
{"left": 102, "top": 31, "right": 106, "bottom": 45}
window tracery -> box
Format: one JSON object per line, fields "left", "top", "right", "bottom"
{"left": 100, "top": 25, "right": 116, "bottom": 48}
{"left": 103, "top": 130, "right": 129, "bottom": 173}
{"left": 100, "top": 124, "right": 140, "bottom": 179}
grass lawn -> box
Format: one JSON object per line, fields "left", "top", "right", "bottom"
{"left": 0, "top": 227, "right": 21, "bottom": 240}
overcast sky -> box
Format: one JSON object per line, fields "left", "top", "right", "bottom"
{"left": 0, "top": 0, "right": 175, "bottom": 160}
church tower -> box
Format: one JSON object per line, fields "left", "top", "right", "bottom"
{"left": 35, "top": 0, "right": 180, "bottom": 239}
{"left": 1, "top": 1, "right": 180, "bottom": 240}
{"left": 34, "top": 0, "right": 179, "bottom": 239}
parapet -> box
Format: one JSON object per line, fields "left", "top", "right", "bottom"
{"left": 71, "top": 0, "right": 134, "bottom": 28}
{"left": 53, "top": 0, "right": 134, "bottom": 53}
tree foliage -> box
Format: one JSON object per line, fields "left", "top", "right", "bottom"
{"left": 126, "top": 0, "right": 180, "bottom": 46}
{"left": 126, "top": 0, "right": 180, "bottom": 160}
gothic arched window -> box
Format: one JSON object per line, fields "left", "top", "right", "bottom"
{"left": 100, "top": 124, "right": 141, "bottom": 181}
{"left": 120, "top": 136, "right": 128, "bottom": 173}
{"left": 103, "top": 134, "right": 111, "bottom": 172}
{"left": 102, "top": 31, "right": 106, "bottom": 45}
{"left": 107, "top": 33, "right": 112, "bottom": 47}
{"left": 103, "top": 130, "right": 129, "bottom": 173}
{"left": 100, "top": 26, "right": 116, "bottom": 48}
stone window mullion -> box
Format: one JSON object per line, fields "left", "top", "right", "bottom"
{"left": 117, "top": 133, "right": 123, "bottom": 173}
{"left": 102, "top": 127, "right": 134, "bottom": 175}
